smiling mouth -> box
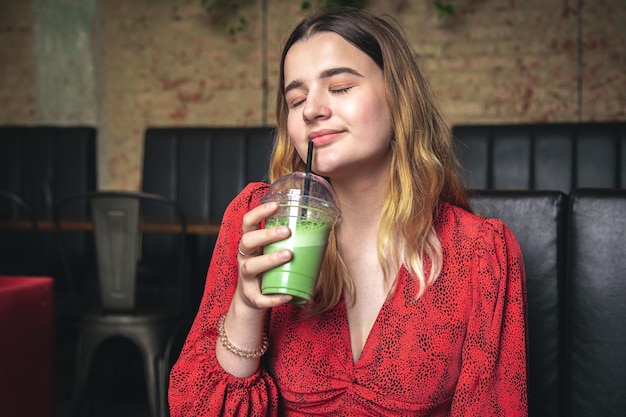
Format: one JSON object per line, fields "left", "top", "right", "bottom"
{"left": 309, "top": 130, "right": 343, "bottom": 146}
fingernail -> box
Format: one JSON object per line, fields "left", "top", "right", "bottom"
{"left": 275, "top": 226, "right": 289, "bottom": 236}
{"left": 278, "top": 250, "right": 291, "bottom": 260}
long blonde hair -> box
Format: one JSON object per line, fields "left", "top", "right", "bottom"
{"left": 270, "top": 8, "right": 470, "bottom": 314}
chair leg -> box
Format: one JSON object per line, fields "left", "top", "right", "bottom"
{"left": 68, "top": 332, "right": 99, "bottom": 417}
{"left": 158, "top": 355, "right": 170, "bottom": 417}
{"left": 161, "top": 322, "right": 185, "bottom": 417}
{"left": 143, "top": 351, "right": 161, "bottom": 417}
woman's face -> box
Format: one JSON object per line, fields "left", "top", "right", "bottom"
{"left": 283, "top": 32, "right": 393, "bottom": 182}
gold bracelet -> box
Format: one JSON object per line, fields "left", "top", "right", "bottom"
{"left": 217, "top": 314, "right": 269, "bottom": 359}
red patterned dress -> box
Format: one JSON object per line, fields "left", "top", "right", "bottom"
{"left": 169, "top": 182, "right": 528, "bottom": 416}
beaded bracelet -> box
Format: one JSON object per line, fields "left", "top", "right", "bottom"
{"left": 217, "top": 314, "right": 269, "bottom": 359}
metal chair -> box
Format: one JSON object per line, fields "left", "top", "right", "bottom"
{"left": 54, "top": 191, "right": 190, "bottom": 417}
{"left": 0, "top": 189, "right": 45, "bottom": 276}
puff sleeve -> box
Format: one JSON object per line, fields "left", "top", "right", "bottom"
{"left": 450, "top": 219, "right": 528, "bottom": 416}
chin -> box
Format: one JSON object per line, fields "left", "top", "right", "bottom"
{"left": 310, "top": 164, "right": 337, "bottom": 177}
{"left": 311, "top": 157, "right": 342, "bottom": 178}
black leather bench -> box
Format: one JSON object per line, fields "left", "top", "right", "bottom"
{"left": 565, "top": 188, "right": 626, "bottom": 417}
{"left": 142, "top": 127, "right": 276, "bottom": 304}
{"left": 0, "top": 126, "right": 98, "bottom": 285}
{"left": 0, "top": 126, "right": 97, "bottom": 218}
{"left": 453, "top": 122, "right": 626, "bottom": 192}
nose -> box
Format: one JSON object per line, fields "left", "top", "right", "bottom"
{"left": 302, "top": 90, "right": 331, "bottom": 123}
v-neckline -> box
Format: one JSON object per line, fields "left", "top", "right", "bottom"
{"left": 340, "top": 266, "right": 405, "bottom": 365}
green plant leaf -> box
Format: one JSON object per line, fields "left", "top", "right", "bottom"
{"left": 434, "top": 1, "right": 454, "bottom": 18}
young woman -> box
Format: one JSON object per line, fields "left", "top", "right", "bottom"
{"left": 169, "top": 8, "right": 528, "bottom": 416}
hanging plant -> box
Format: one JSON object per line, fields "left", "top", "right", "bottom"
{"left": 434, "top": 1, "right": 454, "bottom": 18}
{"left": 200, "top": 0, "right": 248, "bottom": 35}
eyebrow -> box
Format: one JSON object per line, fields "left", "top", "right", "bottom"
{"left": 284, "top": 67, "right": 364, "bottom": 95}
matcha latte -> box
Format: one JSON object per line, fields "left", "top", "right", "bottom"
{"left": 262, "top": 219, "right": 331, "bottom": 304}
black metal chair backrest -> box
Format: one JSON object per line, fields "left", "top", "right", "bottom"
{"left": 91, "top": 195, "right": 141, "bottom": 311}
{"left": 54, "top": 191, "right": 188, "bottom": 313}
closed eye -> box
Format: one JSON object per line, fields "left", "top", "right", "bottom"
{"left": 331, "top": 86, "right": 353, "bottom": 94}
{"left": 289, "top": 98, "right": 306, "bottom": 109}
{"left": 288, "top": 86, "right": 352, "bottom": 109}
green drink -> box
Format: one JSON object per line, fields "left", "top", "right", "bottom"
{"left": 262, "top": 219, "right": 331, "bottom": 304}
{"left": 261, "top": 172, "right": 341, "bottom": 305}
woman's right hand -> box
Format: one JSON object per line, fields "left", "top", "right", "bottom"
{"left": 233, "top": 201, "right": 294, "bottom": 312}
{"left": 216, "top": 201, "right": 293, "bottom": 378}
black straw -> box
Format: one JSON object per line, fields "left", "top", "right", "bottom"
{"left": 302, "top": 141, "right": 313, "bottom": 218}
{"left": 305, "top": 141, "right": 313, "bottom": 175}
{"left": 304, "top": 141, "right": 313, "bottom": 197}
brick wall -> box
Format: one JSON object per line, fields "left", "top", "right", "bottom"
{"left": 1, "top": 0, "right": 624, "bottom": 189}
{"left": 0, "top": 1, "right": 36, "bottom": 124}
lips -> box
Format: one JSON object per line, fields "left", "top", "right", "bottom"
{"left": 308, "top": 129, "right": 343, "bottom": 146}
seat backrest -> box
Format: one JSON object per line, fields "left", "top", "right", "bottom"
{"left": 566, "top": 188, "right": 626, "bottom": 417}
{"left": 142, "top": 126, "right": 275, "bottom": 220}
{"left": 91, "top": 196, "right": 141, "bottom": 311}
{"left": 54, "top": 191, "right": 188, "bottom": 313}
{"left": 0, "top": 126, "right": 97, "bottom": 219}
{"left": 469, "top": 190, "right": 567, "bottom": 417}
{"left": 454, "top": 122, "right": 626, "bottom": 192}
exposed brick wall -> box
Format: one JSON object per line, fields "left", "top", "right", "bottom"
{"left": 102, "top": 0, "right": 269, "bottom": 188}
{"left": 387, "top": 0, "right": 625, "bottom": 124}
{"left": 0, "top": 0, "right": 36, "bottom": 124}
{"left": 0, "top": 0, "right": 624, "bottom": 189}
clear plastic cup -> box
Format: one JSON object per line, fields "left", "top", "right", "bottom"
{"left": 261, "top": 172, "right": 341, "bottom": 304}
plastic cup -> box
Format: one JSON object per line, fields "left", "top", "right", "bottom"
{"left": 261, "top": 172, "right": 341, "bottom": 304}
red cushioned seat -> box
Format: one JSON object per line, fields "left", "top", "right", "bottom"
{"left": 0, "top": 276, "right": 54, "bottom": 417}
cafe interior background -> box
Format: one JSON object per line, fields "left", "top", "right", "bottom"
{"left": 0, "top": 0, "right": 624, "bottom": 416}
{"left": 1, "top": 0, "right": 624, "bottom": 191}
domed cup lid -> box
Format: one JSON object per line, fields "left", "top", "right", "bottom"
{"left": 261, "top": 172, "right": 341, "bottom": 223}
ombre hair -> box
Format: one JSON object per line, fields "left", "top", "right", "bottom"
{"left": 270, "top": 8, "right": 470, "bottom": 314}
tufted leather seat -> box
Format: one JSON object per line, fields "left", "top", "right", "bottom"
{"left": 566, "top": 188, "right": 626, "bottom": 417}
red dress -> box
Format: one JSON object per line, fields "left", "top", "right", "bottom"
{"left": 169, "top": 183, "right": 528, "bottom": 416}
